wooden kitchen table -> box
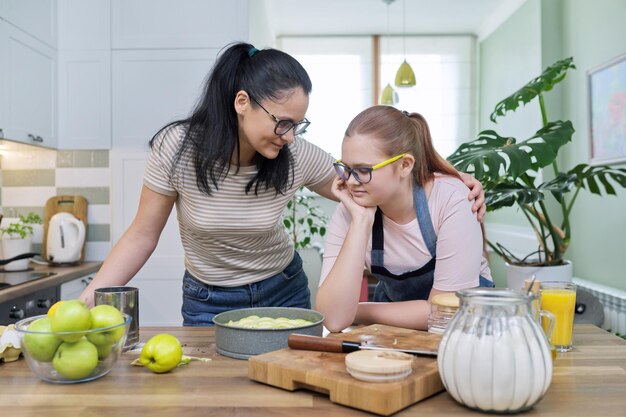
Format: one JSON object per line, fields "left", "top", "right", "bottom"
{"left": 1, "top": 324, "right": 625, "bottom": 417}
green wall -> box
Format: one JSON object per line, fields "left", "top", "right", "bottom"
{"left": 479, "top": 0, "right": 542, "bottom": 231}
{"left": 479, "top": 0, "right": 626, "bottom": 290}
{"left": 479, "top": 0, "right": 542, "bottom": 286}
{"left": 560, "top": 0, "right": 626, "bottom": 290}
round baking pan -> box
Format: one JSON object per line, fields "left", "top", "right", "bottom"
{"left": 213, "top": 307, "right": 324, "bottom": 359}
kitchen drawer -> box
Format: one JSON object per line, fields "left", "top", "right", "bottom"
{"left": 59, "top": 274, "right": 94, "bottom": 300}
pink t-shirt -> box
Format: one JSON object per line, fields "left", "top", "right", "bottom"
{"left": 320, "top": 174, "right": 492, "bottom": 291}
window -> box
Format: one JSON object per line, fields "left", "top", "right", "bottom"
{"left": 381, "top": 36, "right": 476, "bottom": 158}
{"left": 279, "top": 36, "right": 372, "bottom": 159}
{"left": 279, "top": 35, "right": 475, "bottom": 160}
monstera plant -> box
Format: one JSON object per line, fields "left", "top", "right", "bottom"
{"left": 448, "top": 57, "right": 626, "bottom": 267}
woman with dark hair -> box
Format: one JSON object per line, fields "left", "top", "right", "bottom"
{"left": 80, "top": 43, "right": 486, "bottom": 326}
{"left": 316, "top": 106, "right": 493, "bottom": 332}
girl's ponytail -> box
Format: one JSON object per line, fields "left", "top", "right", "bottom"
{"left": 404, "top": 112, "right": 460, "bottom": 185}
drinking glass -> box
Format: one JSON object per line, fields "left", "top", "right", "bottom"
{"left": 540, "top": 281, "right": 577, "bottom": 352}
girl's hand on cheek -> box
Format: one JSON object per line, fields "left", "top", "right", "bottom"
{"left": 331, "top": 177, "right": 376, "bottom": 225}
{"left": 331, "top": 177, "right": 353, "bottom": 205}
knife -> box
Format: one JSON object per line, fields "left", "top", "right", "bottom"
{"left": 287, "top": 334, "right": 438, "bottom": 357}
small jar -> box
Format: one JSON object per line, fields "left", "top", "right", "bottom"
{"left": 427, "top": 293, "right": 459, "bottom": 334}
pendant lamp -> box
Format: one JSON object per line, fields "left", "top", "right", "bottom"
{"left": 380, "top": 83, "right": 399, "bottom": 105}
{"left": 394, "top": 0, "right": 416, "bottom": 87}
{"left": 379, "top": 0, "right": 398, "bottom": 105}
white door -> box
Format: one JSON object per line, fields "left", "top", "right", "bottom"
{"left": 110, "top": 150, "right": 185, "bottom": 326}
{"left": 109, "top": 47, "right": 235, "bottom": 326}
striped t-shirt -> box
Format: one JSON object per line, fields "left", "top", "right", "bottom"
{"left": 143, "top": 125, "right": 335, "bottom": 286}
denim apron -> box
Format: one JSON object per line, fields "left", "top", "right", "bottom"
{"left": 372, "top": 185, "right": 492, "bottom": 303}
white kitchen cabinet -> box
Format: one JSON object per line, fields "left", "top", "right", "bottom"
{"left": 57, "top": 0, "right": 110, "bottom": 50}
{"left": 57, "top": 50, "right": 111, "bottom": 149}
{"left": 60, "top": 274, "right": 95, "bottom": 300}
{"left": 0, "top": 22, "right": 6, "bottom": 140}
{"left": 111, "top": 0, "right": 248, "bottom": 49}
{"left": 0, "top": 20, "right": 57, "bottom": 148}
{"left": 0, "top": 0, "right": 57, "bottom": 47}
{"left": 55, "top": 0, "right": 111, "bottom": 150}
{"left": 112, "top": 49, "right": 218, "bottom": 149}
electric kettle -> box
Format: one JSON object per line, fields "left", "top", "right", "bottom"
{"left": 46, "top": 212, "right": 86, "bottom": 264}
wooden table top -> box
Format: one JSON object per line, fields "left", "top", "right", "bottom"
{"left": 1, "top": 324, "right": 625, "bottom": 417}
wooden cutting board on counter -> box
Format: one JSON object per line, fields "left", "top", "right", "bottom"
{"left": 248, "top": 324, "right": 444, "bottom": 416}
{"left": 42, "top": 195, "right": 88, "bottom": 261}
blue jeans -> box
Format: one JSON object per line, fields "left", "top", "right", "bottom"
{"left": 479, "top": 275, "right": 495, "bottom": 288}
{"left": 181, "top": 251, "right": 311, "bottom": 326}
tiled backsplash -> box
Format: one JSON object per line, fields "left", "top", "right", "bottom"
{"left": 0, "top": 140, "right": 111, "bottom": 260}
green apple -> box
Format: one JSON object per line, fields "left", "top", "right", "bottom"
{"left": 87, "top": 305, "right": 126, "bottom": 346}
{"left": 23, "top": 317, "right": 63, "bottom": 362}
{"left": 139, "top": 334, "right": 183, "bottom": 373}
{"left": 95, "top": 343, "right": 113, "bottom": 360}
{"left": 53, "top": 338, "right": 99, "bottom": 379}
{"left": 50, "top": 299, "right": 92, "bottom": 342}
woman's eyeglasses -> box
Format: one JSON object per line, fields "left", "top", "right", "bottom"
{"left": 250, "top": 97, "right": 310, "bottom": 136}
{"left": 333, "top": 153, "right": 407, "bottom": 184}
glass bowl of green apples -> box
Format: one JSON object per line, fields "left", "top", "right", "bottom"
{"left": 14, "top": 299, "right": 131, "bottom": 383}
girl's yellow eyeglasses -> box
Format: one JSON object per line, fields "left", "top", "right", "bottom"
{"left": 333, "top": 153, "right": 407, "bottom": 184}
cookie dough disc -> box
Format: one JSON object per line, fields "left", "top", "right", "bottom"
{"left": 345, "top": 350, "right": 414, "bottom": 382}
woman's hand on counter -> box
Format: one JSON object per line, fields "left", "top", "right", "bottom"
{"left": 80, "top": 290, "right": 95, "bottom": 308}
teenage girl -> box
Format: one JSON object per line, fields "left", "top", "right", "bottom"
{"left": 316, "top": 106, "right": 492, "bottom": 332}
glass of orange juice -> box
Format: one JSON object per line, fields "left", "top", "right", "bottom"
{"left": 540, "top": 281, "right": 577, "bottom": 352}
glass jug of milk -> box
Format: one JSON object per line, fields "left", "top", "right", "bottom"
{"left": 437, "top": 288, "right": 554, "bottom": 413}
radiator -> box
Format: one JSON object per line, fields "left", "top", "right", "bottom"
{"left": 573, "top": 278, "right": 626, "bottom": 335}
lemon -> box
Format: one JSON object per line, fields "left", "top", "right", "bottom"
{"left": 47, "top": 301, "right": 65, "bottom": 317}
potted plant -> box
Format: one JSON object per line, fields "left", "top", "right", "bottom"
{"left": 283, "top": 187, "right": 329, "bottom": 303}
{"left": 0, "top": 218, "right": 34, "bottom": 271}
{"left": 19, "top": 212, "right": 43, "bottom": 244}
{"left": 447, "top": 57, "right": 626, "bottom": 287}
{"left": 283, "top": 187, "right": 328, "bottom": 250}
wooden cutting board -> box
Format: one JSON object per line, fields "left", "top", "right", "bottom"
{"left": 42, "top": 195, "right": 88, "bottom": 261}
{"left": 248, "top": 324, "right": 444, "bottom": 416}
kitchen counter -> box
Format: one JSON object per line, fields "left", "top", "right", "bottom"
{"left": 0, "top": 261, "right": 102, "bottom": 303}
{"left": 1, "top": 324, "right": 625, "bottom": 416}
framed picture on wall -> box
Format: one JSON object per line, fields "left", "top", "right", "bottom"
{"left": 588, "top": 52, "right": 626, "bottom": 165}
